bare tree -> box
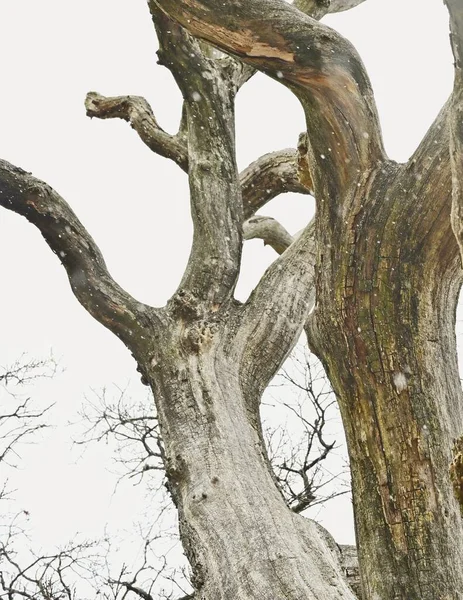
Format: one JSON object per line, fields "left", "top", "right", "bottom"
{"left": 0, "top": 356, "right": 56, "bottom": 478}
{"left": 0, "top": 356, "right": 88, "bottom": 600}
{"left": 1, "top": 1, "right": 463, "bottom": 598}
{"left": 0, "top": 357, "right": 189, "bottom": 600}
{"left": 264, "top": 349, "right": 349, "bottom": 514}
{"left": 72, "top": 349, "right": 349, "bottom": 597}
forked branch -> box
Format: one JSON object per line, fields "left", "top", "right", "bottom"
{"left": 154, "top": 0, "right": 385, "bottom": 213}
{"left": 0, "top": 160, "right": 156, "bottom": 355}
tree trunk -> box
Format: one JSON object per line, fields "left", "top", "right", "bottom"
{"left": 307, "top": 137, "right": 463, "bottom": 598}
{"left": 145, "top": 310, "right": 356, "bottom": 600}
{"left": 3, "top": 1, "right": 463, "bottom": 599}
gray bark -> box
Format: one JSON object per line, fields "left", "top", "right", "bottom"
{"left": 151, "top": 1, "right": 463, "bottom": 598}
{"left": 1, "top": 0, "right": 463, "bottom": 599}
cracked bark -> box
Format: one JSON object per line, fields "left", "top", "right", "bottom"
{"left": 153, "top": 1, "right": 463, "bottom": 598}
{"left": 2, "top": 1, "right": 463, "bottom": 599}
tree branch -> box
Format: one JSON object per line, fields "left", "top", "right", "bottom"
{"left": 85, "top": 92, "right": 189, "bottom": 171}
{"left": 243, "top": 215, "right": 294, "bottom": 254}
{"left": 234, "top": 219, "right": 317, "bottom": 408}
{"left": 148, "top": 5, "right": 243, "bottom": 307}
{"left": 85, "top": 100, "right": 310, "bottom": 217}
{"left": 85, "top": 97, "right": 311, "bottom": 223}
{"left": 0, "top": 160, "right": 156, "bottom": 356}
{"left": 154, "top": 0, "right": 386, "bottom": 217}
{"left": 241, "top": 147, "right": 312, "bottom": 220}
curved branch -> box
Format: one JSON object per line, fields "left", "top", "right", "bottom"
{"left": 243, "top": 215, "right": 294, "bottom": 254}
{"left": 0, "top": 160, "right": 156, "bottom": 355}
{"left": 241, "top": 147, "right": 312, "bottom": 220}
{"left": 154, "top": 0, "right": 386, "bottom": 213}
{"left": 234, "top": 219, "right": 316, "bottom": 406}
{"left": 85, "top": 92, "right": 189, "bottom": 171}
{"left": 231, "top": 0, "right": 364, "bottom": 87}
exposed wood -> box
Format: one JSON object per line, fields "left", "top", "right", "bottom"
{"left": 153, "top": 0, "right": 386, "bottom": 215}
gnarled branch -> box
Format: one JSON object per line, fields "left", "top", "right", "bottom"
{"left": 243, "top": 215, "right": 294, "bottom": 254}
{"left": 242, "top": 147, "right": 312, "bottom": 220}
{"left": 0, "top": 160, "right": 156, "bottom": 355}
{"left": 153, "top": 0, "right": 385, "bottom": 216}
{"left": 85, "top": 99, "right": 311, "bottom": 216}
{"left": 85, "top": 92, "right": 189, "bottom": 171}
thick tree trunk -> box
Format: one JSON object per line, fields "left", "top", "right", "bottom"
{"left": 145, "top": 310, "right": 356, "bottom": 600}
{"left": 150, "top": 2, "right": 463, "bottom": 597}
{"left": 3, "top": 1, "right": 463, "bottom": 599}
{"left": 308, "top": 149, "right": 463, "bottom": 598}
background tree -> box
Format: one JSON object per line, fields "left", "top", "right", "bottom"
{"left": 0, "top": 1, "right": 462, "bottom": 600}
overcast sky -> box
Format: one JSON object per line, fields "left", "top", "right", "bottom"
{"left": 0, "top": 0, "right": 456, "bottom": 573}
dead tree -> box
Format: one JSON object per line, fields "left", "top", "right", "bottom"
{"left": 1, "top": 1, "right": 463, "bottom": 598}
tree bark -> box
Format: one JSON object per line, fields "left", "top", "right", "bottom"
{"left": 307, "top": 114, "right": 463, "bottom": 598}
{"left": 2, "top": 1, "right": 463, "bottom": 599}
{"left": 152, "top": 1, "right": 463, "bottom": 598}
{"left": 146, "top": 315, "right": 355, "bottom": 599}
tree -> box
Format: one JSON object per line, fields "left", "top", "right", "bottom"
{"left": 1, "top": 0, "right": 463, "bottom": 598}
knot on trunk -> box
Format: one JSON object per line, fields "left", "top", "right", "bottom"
{"left": 171, "top": 289, "right": 202, "bottom": 319}
{"left": 183, "top": 321, "right": 216, "bottom": 353}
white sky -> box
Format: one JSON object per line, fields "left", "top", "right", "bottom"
{"left": 0, "top": 0, "right": 456, "bottom": 576}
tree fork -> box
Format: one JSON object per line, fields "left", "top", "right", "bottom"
{"left": 153, "top": 0, "right": 463, "bottom": 597}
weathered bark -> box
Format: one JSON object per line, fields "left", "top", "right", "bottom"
{"left": 152, "top": 1, "right": 463, "bottom": 598}
{"left": 0, "top": 4, "right": 356, "bottom": 599}
{"left": 2, "top": 1, "right": 463, "bottom": 599}
{"left": 307, "top": 115, "right": 463, "bottom": 598}
{"left": 147, "top": 314, "right": 355, "bottom": 599}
